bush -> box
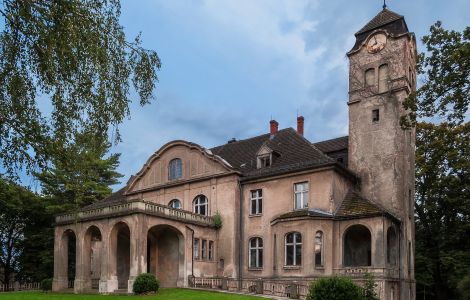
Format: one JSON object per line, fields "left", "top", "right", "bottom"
{"left": 40, "top": 278, "right": 53, "bottom": 292}
{"left": 307, "top": 276, "right": 363, "bottom": 300}
{"left": 213, "top": 211, "right": 223, "bottom": 229}
{"left": 133, "top": 273, "right": 159, "bottom": 295}
{"left": 362, "top": 272, "right": 379, "bottom": 300}
{"left": 458, "top": 275, "right": 470, "bottom": 300}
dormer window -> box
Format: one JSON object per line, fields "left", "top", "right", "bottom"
{"left": 257, "top": 154, "right": 271, "bottom": 168}
{"left": 168, "top": 158, "right": 182, "bottom": 180}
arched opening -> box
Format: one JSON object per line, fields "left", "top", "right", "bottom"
{"left": 147, "top": 225, "right": 185, "bottom": 287}
{"left": 84, "top": 226, "right": 102, "bottom": 289}
{"left": 387, "top": 226, "right": 398, "bottom": 266}
{"left": 110, "top": 222, "right": 130, "bottom": 290}
{"left": 343, "top": 224, "right": 371, "bottom": 267}
{"left": 169, "top": 199, "right": 182, "bottom": 209}
{"left": 168, "top": 158, "right": 183, "bottom": 180}
{"left": 193, "top": 195, "right": 208, "bottom": 216}
{"left": 58, "top": 229, "right": 76, "bottom": 289}
{"left": 378, "top": 64, "right": 389, "bottom": 93}
{"left": 365, "top": 68, "right": 375, "bottom": 87}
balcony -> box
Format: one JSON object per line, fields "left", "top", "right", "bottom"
{"left": 55, "top": 199, "right": 214, "bottom": 227}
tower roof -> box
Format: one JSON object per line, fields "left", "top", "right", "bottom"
{"left": 355, "top": 8, "right": 404, "bottom": 36}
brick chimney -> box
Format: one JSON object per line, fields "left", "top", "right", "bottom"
{"left": 297, "top": 116, "right": 304, "bottom": 136}
{"left": 270, "top": 119, "right": 279, "bottom": 134}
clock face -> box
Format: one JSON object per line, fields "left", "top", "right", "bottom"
{"left": 367, "top": 33, "right": 387, "bottom": 53}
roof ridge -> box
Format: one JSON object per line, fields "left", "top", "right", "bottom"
{"left": 210, "top": 128, "right": 292, "bottom": 150}
{"left": 313, "top": 135, "right": 349, "bottom": 145}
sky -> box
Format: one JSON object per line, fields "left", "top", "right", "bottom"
{"left": 12, "top": 0, "right": 470, "bottom": 190}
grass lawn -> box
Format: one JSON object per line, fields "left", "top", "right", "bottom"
{"left": 0, "top": 288, "right": 265, "bottom": 300}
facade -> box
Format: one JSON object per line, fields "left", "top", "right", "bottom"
{"left": 53, "top": 7, "right": 416, "bottom": 299}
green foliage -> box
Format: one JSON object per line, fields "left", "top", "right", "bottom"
{"left": 40, "top": 278, "right": 53, "bottom": 292}
{"left": 414, "top": 122, "right": 470, "bottom": 299}
{"left": 362, "top": 273, "right": 379, "bottom": 300}
{"left": 0, "top": 0, "right": 161, "bottom": 178}
{"left": 213, "top": 211, "right": 223, "bottom": 229}
{"left": 401, "top": 22, "right": 470, "bottom": 128}
{"left": 133, "top": 273, "right": 159, "bottom": 295}
{"left": 458, "top": 275, "right": 470, "bottom": 300}
{"left": 307, "top": 277, "right": 363, "bottom": 300}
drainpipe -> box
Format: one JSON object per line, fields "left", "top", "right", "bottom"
{"left": 238, "top": 179, "right": 244, "bottom": 290}
{"left": 185, "top": 225, "right": 195, "bottom": 286}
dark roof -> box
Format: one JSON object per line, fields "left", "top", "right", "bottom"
{"left": 356, "top": 8, "right": 404, "bottom": 35}
{"left": 274, "top": 208, "right": 333, "bottom": 221}
{"left": 211, "top": 128, "right": 335, "bottom": 179}
{"left": 313, "top": 136, "right": 348, "bottom": 153}
{"left": 81, "top": 187, "right": 127, "bottom": 210}
{"left": 335, "top": 190, "right": 392, "bottom": 219}
{"left": 348, "top": 8, "right": 410, "bottom": 54}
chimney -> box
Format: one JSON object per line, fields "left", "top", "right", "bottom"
{"left": 270, "top": 119, "right": 279, "bottom": 134}
{"left": 297, "top": 116, "right": 304, "bottom": 136}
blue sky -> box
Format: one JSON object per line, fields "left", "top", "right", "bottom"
{"left": 10, "top": 0, "right": 469, "bottom": 190}
{"left": 107, "top": 0, "right": 469, "bottom": 189}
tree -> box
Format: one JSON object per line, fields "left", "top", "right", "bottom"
{"left": 0, "top": 178, "right": 40, "bottom": 288}
{"left": 401, "top": 22, "right": 470, "bottom": 128}
{"left": 35, "top": 130, "right": 123, "bottom": 211}
{"left": 0, "top": 0, "right": 161, "bottom": 177}
{"left": 414, "top": 122, "right": 470, "bottom": 300}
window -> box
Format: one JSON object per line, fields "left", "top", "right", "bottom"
{"left": 168, "top": 158, "right": 182, "bottom": 180}
{"left": 285, "top": 232, "right": 302, "bottom": 266}
{"left": 193, "top": 195, "right": 208, "bottom": 216}
{"left": 250, "top": 189, "right": 263, "bottom": 215}
{"left": 194, "top": 238, "right": 200, "bottom": 260}
{"left": 315, "top": 231, "right": 324, "bottom": 267}
{"left": 209, "top": 241, "right": 214, "bottom": 261}
{"left": 249, "top": 237, "right": 263, "bottom": 268}
{"left": 168, "top": 199, "right": 182, "bottom": 209}
{"left": 202, "top": 240, "right": 207, "bottom": 259}
{"left": 372, "top": 109, "right": 379, "bottom": 122}
{"left": 257, "top": 154, "right": 271, "bottom": 168}
{"left": 365, "top": 68, "right": 375, "bottom": 87}
{"left": 378, "top": 64, "right": 389, "bottom": 93}
{"left": 344, "top": 225, "right": 371, "bottom": 267}
{"left": 294, "top": 182, "right": 309, "bottom": 210}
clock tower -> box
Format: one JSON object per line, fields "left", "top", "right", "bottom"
{"left": 347, "top": 7, "right": 416, "bottom": 299}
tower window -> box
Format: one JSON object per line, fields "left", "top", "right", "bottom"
{"left": 372, "top": 109, "right": 380, "bottom": 122}
{"left": 365, "top": 68, "right": 375, "bottom": 87}
{"left": 257, "top": 154, "right": 271, "bottom": 168}
{"left": 378, "top": 64, "right": 389, "bottom": 93}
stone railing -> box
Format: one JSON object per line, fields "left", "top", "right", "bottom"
{"left": 56, "top": 199, "right": 214, "bottom": 227}
{"left": 334, "top": 266, "right": 399, "bottom": 278}
{"left": 0, "top": 282, "right": 40, "bottom": 292}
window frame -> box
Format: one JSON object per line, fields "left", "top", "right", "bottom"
{"left": 248, "top": 237, "right": 263, "bottom": 269}
{"left": 294, "top": 182, "right": 309, "bottom": 210}
{"left": 257, "top": 154, "right": 272, "bottom": 168}
{"left": 250, "top": 189, "right": 263, "bottom": 215}
{"left": 168, "top": 199, "right": 182, "bottom": 210}
{"left": 194, "top": 238, "right": 200, "bottom": 260}
{"left": 168, "top": 158, "right": 183, "bottom": 181}
{"left": 372, "top": 109, "right": 380, "bottom": 122}
{"left": 208, "top": 241, "right": 214, "bottom": 261}
{"left": 314, "top": 231, "right": 324, "bottom": 268}
{"left": 285, "top": 232, "right": 302, "bottom": 266}
{"left": 193, "top": 195, "right": 208, "bottom": 216}
{"left": 202, "top": 239, "right": 207, "bottom": 260}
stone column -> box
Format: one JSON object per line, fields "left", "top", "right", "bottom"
{"left": 52, "top": 227, "right": 67, "bottom": 291}
{"left": 74, "top": 229, "right": 87, "bottom": 293}
{"left": 128, "top": 214, "right": 147, "bottom": 293}
{"left": 99, "top": 224, "right": 117, "bottom": 294}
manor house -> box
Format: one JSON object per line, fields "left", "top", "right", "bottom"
{"left": 53, "top": 7, "right": 416, "bottom": 300}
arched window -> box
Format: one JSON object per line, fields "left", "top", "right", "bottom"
{"left": 315, "top": 231, "right": 324, "bottom": 267}
{"left": 193, "top": 195, "right": 208, "bottom": 216}
{"left": 285, "top": 232, "right": 302, "bottom": 266}
{"left": 365, "top": 68, "right": 375, "bottom": 87}
{"left": 168, "top": 199, "right": 182, "bottom": 210}
{"left": 168, "top": 158, "right": 182, "bottom": 180}
{"left": 378, "top": 64, "right": 389, "bottom": 93}
{"left": 387, "top": 227, "right": 398, "bottom": 265}
{"left": 343, "top": 224, "right": 371, "bottom": 267}
{"left": 249, "top": 237, "right": 263, "bottom": 268}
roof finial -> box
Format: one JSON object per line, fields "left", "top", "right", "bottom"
{"left": 383, "top": 0, "right": 387, "bottom": 9}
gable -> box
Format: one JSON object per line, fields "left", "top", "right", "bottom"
{"left": 127, "top": 141, "right": 234, "bottom": 193}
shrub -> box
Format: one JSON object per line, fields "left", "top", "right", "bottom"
{"left": 362, "top": 272, "right": 379, "bottom": 300}
{"left": 133, "top": 273, "right": 159, "bottom": 295}
{"left": 307, "top": 276, "right": 363, "bottom": 300}
{"left": 458, "top": 275, "right": 470, "bottom": 300}
{"left": 40, "top": 278, "right": 53, "bottom": 292}
{"left": 213, "top": 211, "right": 223, "bottom": 229}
